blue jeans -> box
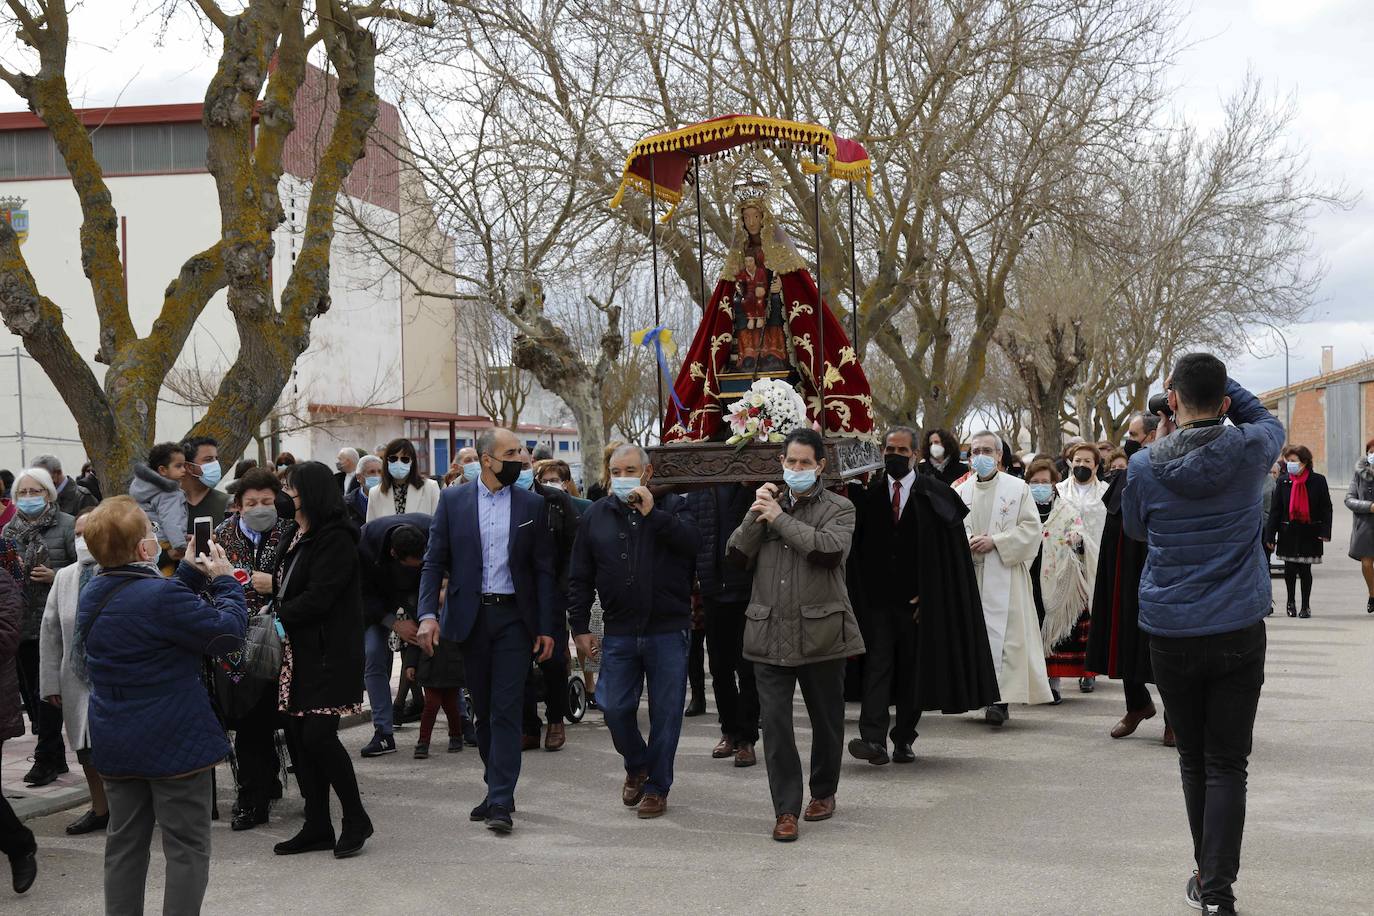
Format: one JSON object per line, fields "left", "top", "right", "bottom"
{"left": 598, "top": 630, "right": 690, "bottom": 798}
{"left": 363, "top": 624, "right": 394, "bottom": 736}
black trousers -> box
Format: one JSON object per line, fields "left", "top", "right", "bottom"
{"left": 229, "top": 690, "right": 282, "bottom": 809}
{"left": 1123, "top": 678, "right": 1154, "bottom": 713}
{"left": 704, "top": 598, "right": 760, "bottom": 744}
{"left": 755, "top": 659, "right": 846, "bottom": 817}
{"left": 688, "top": 627, "right": 706, "bottom": 698}
{"left": 856, "top": 603, "right": 921, "bottom": 747}
{"left": 523, "top": 630, "right": 570, "bottom": 734}
{"left": 285, "top": 714, "right": 366, "bottom": 832}
{"left": 1150, "top": 621, "right": 1265, "bottom": 912}
{"left": 0, "top": 746, "right": 36, "bottom": 862}
{"left": 15, "top": 639, "right": 66, "bottom": 767}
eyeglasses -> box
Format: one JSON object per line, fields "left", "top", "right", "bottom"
{"left": 13, "top": 488, "right": 46, "bottom": 498}
{"left": 969, "top": 447, "right": 998, "bottom": 457}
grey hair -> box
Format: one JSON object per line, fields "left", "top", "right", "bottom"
{"left": 611, "top": 443, "right": 650, "bottom": 466}
{"left": 475, "top": 429, "right": 502, "bottom": 458}
{"left": 884, "top": 426, "right": 919, "bottom": 448}
{"left": 337, "top": 447, "right": 359, "bottom": 464}
{"left": 970, "top": 430, "right": 1005, "bottom": 453}
{"left": 1131, "top": 411, "right": 1161, "bottom": 434}
{"left": 32, "top": 454, "right": 62, "bottom": 474}
{"left": 357, "top": 454, "right": 383, "bottom": 471}
{"left": 16, "top": 467, "right": 57, "bottom": 501}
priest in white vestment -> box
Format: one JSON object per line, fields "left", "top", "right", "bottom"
{"left": 955, "top": 431, "right": 1054, "bottom": 724}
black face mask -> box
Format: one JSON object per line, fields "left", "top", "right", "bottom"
{"left": 1072, "top": 465, "right": 1093, "bottom": 483}
{"left": 1122, "top": 438, "right": 1142, "bottom": 457}
{"left": 492, "top": 459, "right": 522, "bottom": 487}
{"left": 884, "top": 455, "right": 912, "bottom": 480}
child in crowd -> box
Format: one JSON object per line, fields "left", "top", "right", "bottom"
{"left": 402, "top": 637, "right": 467, "bottom": 759}
{"left": 127, "top": 442, "right": 188, "bottom": 568}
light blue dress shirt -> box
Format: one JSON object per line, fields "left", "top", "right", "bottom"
{"left": 478, "top": 483, "right": 515, "bottom": 594}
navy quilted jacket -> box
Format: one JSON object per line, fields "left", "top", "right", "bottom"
{"left": 80, "top": 563, "right": 247, "bottom": 778}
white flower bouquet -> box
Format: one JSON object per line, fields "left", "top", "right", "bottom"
{"left": 725, "top": 378, "right": 809, "bottom": 447}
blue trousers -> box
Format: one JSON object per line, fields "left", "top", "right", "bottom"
{"left": 363, "top": 623, "right": 394, "bottom": 736}
{"left": 598, "top": 630, "right": 690, "bottom": 798}
{"left": 460, "top": 603, "right": 531, "bottom": 810}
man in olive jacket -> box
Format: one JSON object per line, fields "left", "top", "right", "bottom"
{"left": 726, "top": 428, "right": 865, "bottom": 843}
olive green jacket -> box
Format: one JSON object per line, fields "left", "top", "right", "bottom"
{"left": 726, "top": 486, "right": 865, "bottom": 667}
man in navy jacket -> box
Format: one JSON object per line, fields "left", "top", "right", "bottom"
{"left": 417, "top": 429, "right": 556, "bottom": 834}
{"left": 570, "top": 445, "right": 699, "bottom": 820}
{"left": 1122, "top": 354, "right": 1284, "bottom": 916}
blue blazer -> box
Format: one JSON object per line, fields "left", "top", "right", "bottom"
{"left": 418, "top": 481, "right": 557, "bottom": 643}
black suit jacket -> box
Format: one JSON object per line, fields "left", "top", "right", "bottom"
{"left": 855, "top": 472, "right": 922, "bottom": 606}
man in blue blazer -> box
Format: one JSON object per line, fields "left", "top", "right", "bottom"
{"left": 417, "top": 428, "right": 556, "bottom": 833}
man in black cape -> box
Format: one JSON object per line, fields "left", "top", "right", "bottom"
{"left": 849, "top": 427, "right": 1000, "bottom": 767}
{"left": 1086, "top": 437, "right": 1173, "bottom": 746}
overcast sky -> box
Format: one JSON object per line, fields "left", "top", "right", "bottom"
{"left": 3, "top": 0, "right": 1370, "bottom": 395}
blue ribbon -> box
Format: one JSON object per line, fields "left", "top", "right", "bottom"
{"left": 638, "top": 325, "right": 687, "bottom": 413}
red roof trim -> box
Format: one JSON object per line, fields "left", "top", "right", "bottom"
{"left": 307, "top": 403, "right": 578, "bottom": 435}
{"left": 0, "top": 103, "right": 206, "bottom": 132}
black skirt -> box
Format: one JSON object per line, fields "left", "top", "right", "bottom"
{"left": 1275, "top": 520, "right": 1324, "bottom": 564}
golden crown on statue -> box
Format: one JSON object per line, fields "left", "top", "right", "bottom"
{"left": 732, "top": 154, "right": 780, "bottom": 210}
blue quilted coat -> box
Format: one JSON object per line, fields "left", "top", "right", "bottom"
{"left": 80, "top": 563, "right": 247, "bottom": 778}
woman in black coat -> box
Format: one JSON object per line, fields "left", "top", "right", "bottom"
{"left": 274, "top": 461, "right": 371, "bottom": 858}
{"left": 916, "top": 428, "right": 969, "bottom": 486}
{"left": 1265, "top": 444, "right": 1333, "bottom": 618}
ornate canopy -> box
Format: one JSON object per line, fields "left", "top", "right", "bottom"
{"left": 608, "top": 114, "right": 873, "bottom": 218}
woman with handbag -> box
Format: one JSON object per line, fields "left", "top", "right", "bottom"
{"left": 273, "top": 462, "right": 372, "bottom": 859}
{"left": 211, "top": 468, "right": 297, "bottom": 832}
{"left": 1266, "top": 444, "right": 1333, "bottom": 618}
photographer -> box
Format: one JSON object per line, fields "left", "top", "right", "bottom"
{"left": 1122, "top": 353, "right": 1284, "bottom": 916}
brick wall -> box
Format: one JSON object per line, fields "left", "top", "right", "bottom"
{"left": 1288, "top": 387, "right": 1326, "bottom": 470}
{"left": 1363, "top": 381, "right": 1374, "bottom": 451}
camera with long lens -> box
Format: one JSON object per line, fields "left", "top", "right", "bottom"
{"left": 1147, "top": 391, "right": 1174, "bottom": 420}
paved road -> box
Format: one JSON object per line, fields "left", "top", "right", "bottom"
{"left": 14, "top": 512, "right": 1374, "bottom": 915}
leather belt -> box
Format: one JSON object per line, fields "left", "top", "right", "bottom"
{"left": 480, "top": 593, "right": 517, "bottom": 605}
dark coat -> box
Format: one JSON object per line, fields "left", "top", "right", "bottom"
{"left": 81, "top": 564, "right": 247, "bottom": 778}
{"left": 853, "top": 473, "right": 1000, "bottom": 713}
{"left": 275, "top": 519, "right": 365, "bottom": 711}
{"left": 1266, "top": 471, "right": 1334, "bottom": 560}
{"left": 855, "top": 472, "right": 922, "bottom": 606}
{"left": 568, "top": 492, "right": 700, "bottom": 638}
{"left": 686, "top": 484, "right": 755, "bottom": 605}
{"left": 1086, "top": 472, "right": 1152, "bottom": 682}
{"left": 0, "top": 569, "right": 22, "bottom": 741}
{"left": 532, "top": 481, "right": 580, "bottom": 603}
{"left": 55, "top": 479, "right": 98, "bottom": 517}
{"left": 359, "top": 512, "right": 432, "bottom": 629}
{"left": 402, "top": 640, "right": 465, "bottom": 690}
{"left": 418, "top": 482, "right": 557, "bottom": 643}
{"left": 918, "top": 458, "right": 969, "bottom": 487}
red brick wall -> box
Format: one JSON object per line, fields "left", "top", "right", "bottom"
{"left": 1288, "top": 387, "right": 1326, "bottom": 470}
{"left": 1363, "top": 381, "right": 1374, "bottom": 452}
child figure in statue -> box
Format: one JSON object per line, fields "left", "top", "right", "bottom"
{"left": 734, "top": 254, "right": 769, "bottom": 370}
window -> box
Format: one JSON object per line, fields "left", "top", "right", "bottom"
{"left": 0, "top": 122, "right": 210, "bottom": 180}
{"left": 558, "top": 441, "right": 570, "bottom": 452}
{"left": 433, "top": 438, "right": 449, "bottom": 474}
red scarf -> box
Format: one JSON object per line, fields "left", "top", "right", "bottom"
{"left": 1288, "top": 466, "right": 1311, "bottom": 523}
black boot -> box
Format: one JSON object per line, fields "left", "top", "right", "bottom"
{"left": 334, "top": 814, "right": 374, "bottom": 859}
{"left": 1285, "top": 600, "right": 1297, "bottom": 617}
{"left": 1298, "top": 606, "right": 1311, "bottom": 618}
{"left": 273, "top": 824, "right": 335, "bottom": 855}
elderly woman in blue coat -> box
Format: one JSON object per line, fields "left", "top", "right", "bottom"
{"left": 79, "top": 496, "right": 246, "bottom": 916}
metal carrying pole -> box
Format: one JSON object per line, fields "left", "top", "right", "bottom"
{"left": 813, "top": 159, "right": 825, "bottom": 430}
{"left": 649, "top": 157, "right": 664, "bottom": 441}
{"left": 847, "top": 182, "right": 859, "bottom": 352}
{"left": 694, "top": 154, "right": 708, "bottom": 316}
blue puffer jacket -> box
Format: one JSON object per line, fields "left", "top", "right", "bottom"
{"left": 1122, "top": 379, "right": 1285, "bottom": 637}
{"left": 80, "top": 563, "right": 247, "bottom": 778}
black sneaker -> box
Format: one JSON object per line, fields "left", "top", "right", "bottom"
{"left": 1185, "top": 871, "right": 1204, "bottom": 910}
{"left": 413, "top": 742, "right": 429, "bottom": 760}
{"left": 448, "top": 736, "right": 464, "bottom": 753}
{"left": 360, "top": 732, "right": 397, "bottom": 758}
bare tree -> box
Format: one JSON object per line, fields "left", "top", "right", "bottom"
{"left": 0, "top": 1, "right": 435, "bottom": 492}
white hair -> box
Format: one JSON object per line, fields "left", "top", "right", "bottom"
{"left": 611, "top": 443, "right": 650, "bottom": 466}
{"left": 16, "top": 467, "right": 57, "bottom": 502}
{"left": 338, "top": 447, "right": 359, "bottom": 464}
{"left": 969, "top": 430, "right": 1005, "bottom": 453}
{"left": 358, "top": 454, "right": 383, "bottom": 471}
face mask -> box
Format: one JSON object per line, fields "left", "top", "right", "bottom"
{"left": 335, "top": 461, "right": 344, "bottom": 471}
{"left": 1029, "top": 483, "right": 1054, "bottom": 504}
{"left": 783, "top": 467, "right": 818, "bottom": 492}
{"left": 929, "top": 443, "right": 946, "bottom": 461}
{"left": 970, "top": 454, "right": 997, "bottom": 479}
{"left": 242, "top": 505, "right": 278, "bottom": 533}
{"left": 884, "top": 455, "right": 911, "bottom": 480}
{"left": 276, "top": 464, "right": 288, "bottom": 472}
{"left": 1285, "top": 461, "right": 1301, "bottom": 476}
{"left": 388, "top": 460, "right": 411, "bottom": 481}
{"left": 463, "top": 462, "right": 481, "bottom": 482}
{"left": 1122, "top": 439, "right": 1142, "bottom": 457}
{"left": 493, "top": 459, "right": 523, "bottom": 488}
{"left": 610, "top": 476, "right": 640, "bottom": 502}
{"left": 16, "top": 496, "right": 46, "bottom": 516}
{"left": 1072, "top": 466, "right": 1093, "bottom": 483}
{"left": 75, "top": 536, "right": 93, "bottom": 564}
{"left": 516, "top": 469, "right": 535, "bottom": 490}
{"left": 541, "top": 480, "right": 565, "bottom": 491}
{"left": 364, "top": 475, "right": 382, "bottom": 491}
{"left": 199, "top": 460, "right": 222, "bottom": 488}
{"left": 1367, "top": 453, "right": 1374, "bottom": 466}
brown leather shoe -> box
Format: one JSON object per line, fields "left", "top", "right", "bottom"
{"left": 733, "top": 743, "right": 757, "bottom": 768}
{"left": 637, "top": 794, "right": 666, "bottom": 819}
{"left": 521, "top": 734, "right": 541, "bottom": 752}
{"left": 1110, "top": 703, "right": 1157, "bottom": 739}
{"left": 772, "top": 813, "right": 799, "bottom": 842}
{"left": 712, "top": 736, "right": 735, "bottom": 759}
{"left": 1162, "top": 722, "right": 1176, "bottom": 747}
{"left": 544, "top": 722, "right": 566, "bottom": 751}
{"left": 622, "top": 771, "right": 648, "bottom": 807}
{"left": 803, "top": 796, "right": 835, "bottom": 822}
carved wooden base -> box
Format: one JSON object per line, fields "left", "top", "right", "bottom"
{"left": 647, "top": 437, "right": 881, "bottom": 488}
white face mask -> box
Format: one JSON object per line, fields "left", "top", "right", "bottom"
{"left": 929, "top": 443, "right": 946, "bottom": 461}
{"left": 541, "top": 480, "right": 565, "bottom": 491}
{"left": 75, "top": 535, "right": 93, "bottom": 564}
{"left": 1367, "top": 452, "right": 1374, "bottom": 466}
